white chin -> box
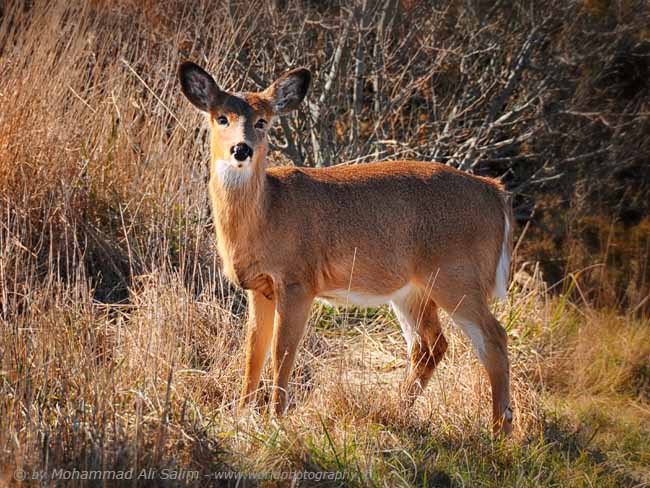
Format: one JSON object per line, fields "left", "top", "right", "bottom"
{"left": 214, "top": 158, "right": 253, "bottom": 188}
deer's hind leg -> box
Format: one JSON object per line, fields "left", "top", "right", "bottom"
{"left": 452, "top": 302, "right": 512, "bottom": 436}
{"left": 391, "top": 289, "right": 448, "bottom": 402}
{"left": 427, "top": 274, "right": 513, "bottom": 436}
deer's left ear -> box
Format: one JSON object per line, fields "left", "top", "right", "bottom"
{"left": 263, "top": 68, "right": 311, "bottom": 115}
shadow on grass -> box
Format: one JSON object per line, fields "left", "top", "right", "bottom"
{"left": 296, "top": 401, "right": 646, "bottom": 487}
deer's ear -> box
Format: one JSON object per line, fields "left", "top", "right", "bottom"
{"left": 178, "top": 62, "right": 223, "bottom": 112}
{"left": 263, "top": 68, "right": 311, "bottom": 115}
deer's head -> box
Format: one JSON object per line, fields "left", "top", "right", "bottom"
{"left": 179, "top": 62, "right": 310, "bottom": 188}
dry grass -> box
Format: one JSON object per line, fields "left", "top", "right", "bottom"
{"left": 1, "top": 1, "right": 650, "bottom": 486}
{"left": 3, "top": 257, "right": 650, "bottom": 486}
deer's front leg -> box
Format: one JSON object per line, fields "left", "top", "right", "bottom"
{"left": 238, "top": 290, "right": 276, "bottom": 412}
{"left": 270, "top": 283, "right": 313, "bottom": 415}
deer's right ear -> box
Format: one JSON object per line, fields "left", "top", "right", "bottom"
{"left": 178, "top": 62, "right": 223, "bottom": 112}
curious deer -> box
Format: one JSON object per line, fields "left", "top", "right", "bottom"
{"left": 178, "top": 62, "right": 514, "bottom": 435}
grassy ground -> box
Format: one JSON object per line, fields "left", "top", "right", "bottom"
{"left": 2, "top": 267, "right": 650, "bottom": 487}
{"left": 1, "top": 1, "right": 650, "bottom": 486}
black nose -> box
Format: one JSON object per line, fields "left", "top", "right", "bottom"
{"left": 231, "top": 143, "right": 253, "bottom": 161}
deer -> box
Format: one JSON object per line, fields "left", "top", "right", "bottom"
{"left": 178, "top": 61, "right": 514, "bottom": 435}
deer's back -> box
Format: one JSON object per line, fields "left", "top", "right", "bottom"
{"left": 262, "top": 161, "right": 508, "bottom": 292}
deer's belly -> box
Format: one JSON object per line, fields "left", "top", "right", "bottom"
{"left": 317, "top": 283, "right": 413, "bottom": 308}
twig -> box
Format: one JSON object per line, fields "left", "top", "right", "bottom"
{"left": 67, "top": 84, "right": 96, "bottom": 114}
{"left": 460, "top": 27, "right": 543, "bottom": 170}
{"left": 121, "top": 58, "right": 186, "bottom": 131}
{"left": 310, "top": 8, "right": 355, "bottom": 166}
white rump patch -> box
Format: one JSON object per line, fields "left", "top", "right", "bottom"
{"left": 214, "top": 158, "right": 254, "bottom": 188}
{"left": 494, "top": 212, "right": 511, "bottom": 300}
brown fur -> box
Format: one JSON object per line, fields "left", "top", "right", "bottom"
{"left": 178, "top": 62, "right": 514, "bottom": 435}
{"left": 213, "top": 161, "right": 506, "bottom": 300}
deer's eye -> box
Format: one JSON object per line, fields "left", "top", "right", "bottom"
{"left": 216, "top": 115, "right": 229, "bottom": 126}
{"left": 254, "top": 119, "right": 267, "bottom": 130}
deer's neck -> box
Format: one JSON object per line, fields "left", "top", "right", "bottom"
{"left": 208, "top": 161, "right": 267, "bottom": 282}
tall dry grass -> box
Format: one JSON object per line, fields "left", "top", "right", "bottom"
{"left": 1, "top": 1, "right": 650, "bottom": 486}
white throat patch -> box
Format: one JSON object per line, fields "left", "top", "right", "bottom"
{"left": 214, "top": 158, "right": 254, "bottom": 188}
